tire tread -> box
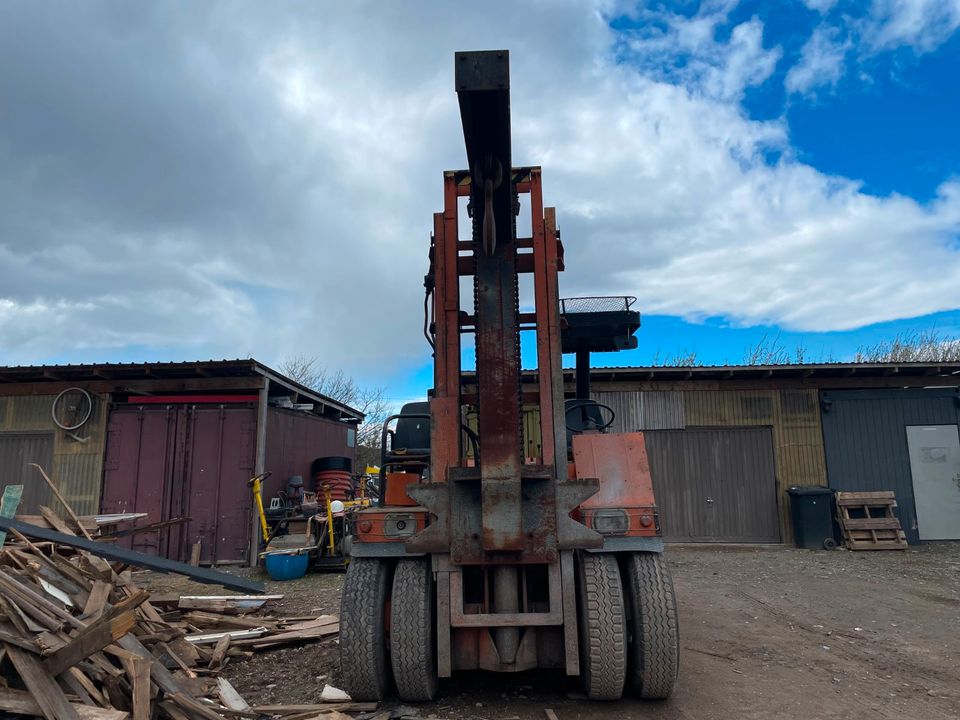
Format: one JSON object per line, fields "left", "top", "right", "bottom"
{"left": 624, "top": 552, "right": 679, "bottom": 699}
{"left": 577, "top": 552, "right": 627, "bottom": 700}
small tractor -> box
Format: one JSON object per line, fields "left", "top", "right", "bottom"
{"left": 340, "top": 50, "right": 679, "bottom": 702}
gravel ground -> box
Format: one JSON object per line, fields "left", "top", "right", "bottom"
{"left": 139, "top": 542, "right": 960, "bottom": 720}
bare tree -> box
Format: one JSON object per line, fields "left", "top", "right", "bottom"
{"left": 649, "top": 347, "right": 703, "bottom": 367}
{"left": 279, "top": 354, "right": 395, "bottom": 465}
{"left": 853, "top": 329, "right": 960, "bottom": 363}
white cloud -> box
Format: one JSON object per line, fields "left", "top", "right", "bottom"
{"left": 802, "top": 0, "right": 839, "bottom": 13}
{"left": 620, "top": 5, "right": 782, "bottom": 102}
{"left": 862, "top": 0, "right": 960, "bottom": 52}
{"left": 785, "top": 0, "right": 960, "bottom": 93}
{"left": 785, "top": 26, "right": 849, "bottom": 95}
{"left": 0, "top": 1, "right": 958, "bottom": 387}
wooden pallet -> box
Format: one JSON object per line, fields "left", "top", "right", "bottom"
{"left": 835, "top": 491, "right": 908, "bottom": 550}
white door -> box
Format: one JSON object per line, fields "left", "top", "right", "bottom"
{"left": 906, "top": 425, "right": 960, "bottom": 540}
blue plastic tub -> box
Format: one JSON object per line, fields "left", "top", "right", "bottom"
{"left": 264, "top": 552, "right": 310, "bottom": 581}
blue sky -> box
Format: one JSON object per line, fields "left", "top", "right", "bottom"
{"left": 1, "top": 1, "right": 959, "bottom": 411}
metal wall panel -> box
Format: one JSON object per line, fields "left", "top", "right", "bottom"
{"left": 0, "top": 392, "right": 109, "bottom": 515}
{"left": 820, "top": 388, "right": 960, "bottom": 544}
{"left": 101, "top": 405, "right": 257, "bottom": 563}
{"left": 0, "top": 433, "right": 54, "bottom": 512}
{"left": 590, "top": 391, "right": 684, "bottom": 432}
{"left": 591, "top": 392, "right": 642, "bottom": 433}
{"left": 684, "top": 390, "right": 775, "bottom": 426}
{"left": 641, "top": 391, "right": 686, "bottom": 430}
{"left": 645, "top": 427, "right": 780, "bottom": 542}
{"left": 264, "top": 407, "right": 354, "bottom": 499}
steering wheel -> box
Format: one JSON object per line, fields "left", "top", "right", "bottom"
{"left": 564, "top": 400, "right": 616, "bottom": 433}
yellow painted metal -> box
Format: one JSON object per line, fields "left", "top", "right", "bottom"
{"left": 323, "top": 487, "right": 336, "bottom": 555}
{"left": 250, "top": 474, "right": 270, "bottom": 543}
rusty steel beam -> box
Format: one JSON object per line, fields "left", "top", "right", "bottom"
{"left": 456, "top": 50, "right": 524, "bottom": 553}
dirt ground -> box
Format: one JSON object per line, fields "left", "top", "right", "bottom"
{"left": 140, "top": 542, "right": 960, "bottom": 720}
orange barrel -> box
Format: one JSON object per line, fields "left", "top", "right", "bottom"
{"left": 311, "top": 457, "right": 354, "bottom": 501}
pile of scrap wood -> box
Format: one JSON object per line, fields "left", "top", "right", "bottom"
{"left": 0, "top": 529, "right": 367, "bottom": 720}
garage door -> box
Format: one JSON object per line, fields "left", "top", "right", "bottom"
{"left": 645, "top": 427, "right": 780, "bottom": 543}
{"left": 0, "top": 433, "right": 54, "bottom": 513}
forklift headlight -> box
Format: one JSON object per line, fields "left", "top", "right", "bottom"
{"left": 591, "top": 509, "right": 629, "bottom": 536}
{"left": 384, "top": 514, "right": 417, "bottom": 537}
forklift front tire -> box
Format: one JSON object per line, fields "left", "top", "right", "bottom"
{"left": 390, "top": 557, "right": 439, "bottom": 701}
{"left": 340, "top": 558, "right": 392, "bottom": 701}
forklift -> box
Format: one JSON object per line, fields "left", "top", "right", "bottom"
{"left": 340, "top": 50, "right": 679, "bottom": 702}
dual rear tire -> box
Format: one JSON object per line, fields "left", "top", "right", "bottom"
{"left": 339, "top": 557, "right": 438, "bottom": 702}
{"left": 576, "top": 551, "right": 679, "bottom": 700}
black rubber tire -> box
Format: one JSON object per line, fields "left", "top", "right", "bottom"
{"left": 823, "top": 537, "right": 838, "bottom": 550}
{"left": 623, "top": 552, "right": 679, "bottom": 699}
{"left": 390, "top": 558, "right": 439, "bottom": 701}
{"left": 339, "top": 558, "right": 392, "bottom": 700}
{"left": 576, "top": 552, "right": 627, "bottom": 700}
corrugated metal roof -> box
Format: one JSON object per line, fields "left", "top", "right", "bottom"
{"left": 0, "top": 359, "right": 364, "bottom": 421}
{"left": 488, "top": 361, "right": 960, "bottom": 384}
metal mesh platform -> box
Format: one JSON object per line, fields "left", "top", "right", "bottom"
{"left": 560, "top": 296, "right": 636, "bottom": 314}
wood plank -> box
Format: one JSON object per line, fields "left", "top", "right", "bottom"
{"left": 0, "top": 687, "right": 125, "bottom": 720}
{"left": 39, "top": 504, "right": 78, "bottom": 536}
{"left": 178, "top": 594, "right": 283, "bottom": 614}
{"left": 83, "top": 581, "right": 114, "bottom": 618}
{"left": 131, "top": 656, "right": 151, "bottom": 720}
{"left": 0, "top": 517, "right": 265, "bottom": 593}
{"left": 842, "top": 518, "right": 902, "bottom": 530}
{"left": 243, "top": 622, "right": 340, "bottom": 649}
{"left": 217, "top": 677, "right": 251, "bottom": 712}
{"left": 115, "top": 633, "right": 193, "bottom": 705}
{"left": 0, "top": 484, "right": 24, "bottom": 546}
{"left": 0, "top": 626, "right": 43, "bottom": 653}
{"left": 6, "top": 644, "right": 81, "bottom": 720}
{"left": 208, "top": 634, "right": 231, "bottom": 669}
{"left": 252, "top": 702, "right": 378, "bottom": 714}
{"left": 30, "top": 464, "right": 95, "bottom": 541}
{"left": 45, "top": 610, "right": 136, "bottom": 676}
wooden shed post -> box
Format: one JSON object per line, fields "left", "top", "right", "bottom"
{"left": 249, "top": 379, "right": 270, "bottom": 567}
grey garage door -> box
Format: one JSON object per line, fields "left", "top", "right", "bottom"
{"left": 645, "top": 427, "right": 780, "bottom": 543}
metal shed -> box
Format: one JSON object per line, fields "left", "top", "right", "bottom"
{"left": 0, "top": 360, "right": 363, "bottom": 564}
{"left": 820, "top": 388, "right": 960, "bottom": 544}
{"left": 483, "top": 361, "right": 960, "bottom": 545}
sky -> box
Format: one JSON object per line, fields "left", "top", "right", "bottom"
{"left": 1, "top": 0, "right": 959, "bottom": 407}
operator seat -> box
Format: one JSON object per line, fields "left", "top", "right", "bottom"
{"left": 384, "top": 401, "right": 431, "bottom": 463}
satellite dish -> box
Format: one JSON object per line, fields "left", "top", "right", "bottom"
{"left": 51, "top": 387, "right": 92, "bottom": 442}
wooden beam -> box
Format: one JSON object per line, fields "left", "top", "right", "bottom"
{"left": 44, "top": 610, "right": 136, "bottom": 676}
{"left": 6, "top": 645, "right": 81, "bottom": 720}
{"left": 0, "top": 687, "right": 124, "bottom": 720}
{"left": 131, "top": 656, "right": 151, "bottom": 720}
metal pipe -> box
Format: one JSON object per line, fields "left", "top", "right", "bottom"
{"left": 576, "top": 349, "right": 591, "bottom": 399}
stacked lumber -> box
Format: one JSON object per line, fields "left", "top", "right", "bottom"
{"left": 0, "top": 537, "right": 361, "bottom": 719}
{"left": 835, "top": 491, "right": 908, "bottom": 550}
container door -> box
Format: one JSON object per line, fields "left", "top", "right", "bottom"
{"left": 906, "top": 425, "right": 960, "bottom": 540}
{"left": 101, "top": 406, "right": 178, "bottom": 555}
{"left": 180, "top": 407, "right": 256, "bottom": 564}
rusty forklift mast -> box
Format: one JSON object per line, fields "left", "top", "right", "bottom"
{"left": 340, "top": 50, "right": 679, "bottom": 702}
